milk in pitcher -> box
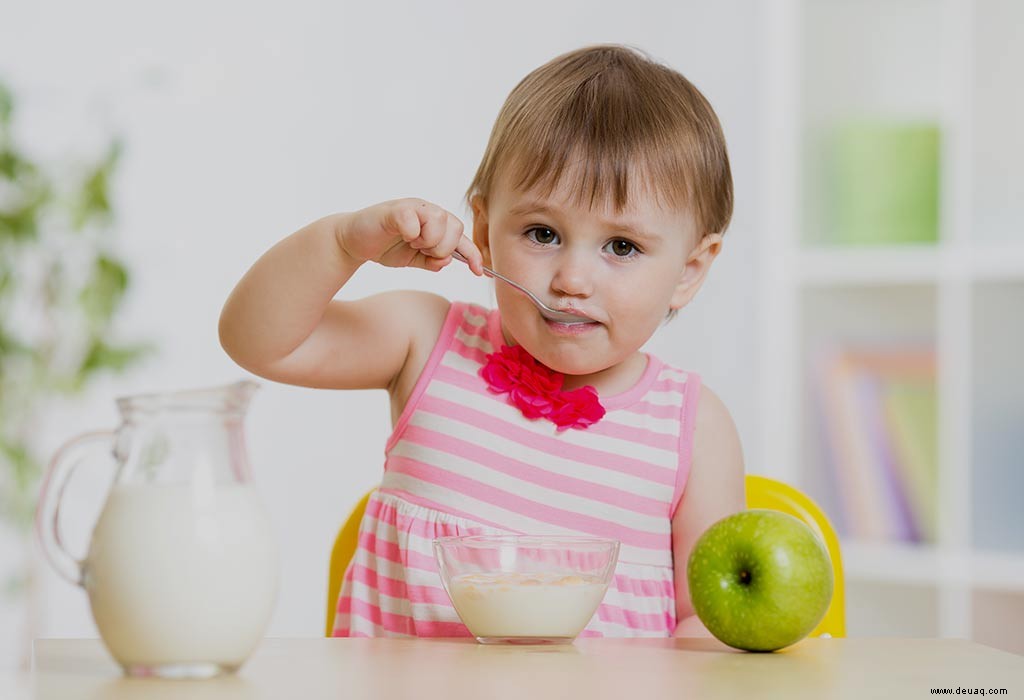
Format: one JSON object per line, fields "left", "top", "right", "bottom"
{"left": 85, "top": 482, "right": 278, "bottom": 671}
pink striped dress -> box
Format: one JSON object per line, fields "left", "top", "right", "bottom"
{"left": 332, "top": 301, "right": 701, "bottom": 637}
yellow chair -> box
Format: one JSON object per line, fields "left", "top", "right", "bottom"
{"left": 326, "top": 475, "right": 845, "bottom": 637}
{"left": 325, "top": 488, "right": 375, "bottom": 636}
{"left": 746, "top": 474, "right": 846, "bottom": 638}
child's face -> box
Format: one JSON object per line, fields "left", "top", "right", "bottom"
{"left": 472, "top": 171, "right": 720, "bottom": 377}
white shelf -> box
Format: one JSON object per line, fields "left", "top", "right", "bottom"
{"left": 797, "top": 246, "right": 946, "bottom": 286}
{"left": 794, "top": 245, "right": 1024, "bottom": 287}
{"left": 970, "top": 245, "right": 1024, "bottom": 282}
{"left": 843, "top": 540, "right": 1024, "bottom": 594}
{"left": 758, "top": 0, "right": 1024, "bottom": 648}
{"left": 842, "top": 540, "right": 943, "bottom": 587}
{"left": 971, "top": 552, "right": 1024, "bottom": 594}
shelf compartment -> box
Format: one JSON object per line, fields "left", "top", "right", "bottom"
{"left": 800, "top": 0, "right": 947, "bottom": 248}
{"left": 846, "top": 579, "right": 939, "bottom": 638}
{"left": 799, "top": 0, "right": 946, "bottom": 122}
{"left": 971, "top": 245, "right": 1024, "bottom": 282}
{"left": 970, "top": 282, "right": 1024, "bottom": 553}
{"left": 971, "top": 0, "right": 1024, "bottom": 244}
{"left": 800, "top": 286, "right": 938, "bottom": 544}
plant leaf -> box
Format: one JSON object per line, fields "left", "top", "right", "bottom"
{"left": 0, "top": 322, "right": 29, "bottom": 357}
{"left": 0, "top": 263, "right": 12, "bottom": 299}
{"left": 70, "top": 139, "right": 122, "bottom": 231}
{"left": 0, "top": 81, "right": 12, "bottom": 128}
{"left": 78, "top": 254, "right": 129, "bottom": 324}
{"left": 77, "top": 338, "right": 151, "bottom": 383}
{"left": 0, "top": 148, "right": 19, "bottom": 179}
{"left": 0, "top": 178, "right": 52, "bottom": 243}
{"left": 0, "top": 203, "right": 38, "bottom": 242}
{"left": 0, "top": 438, "right": 38, "bottom": 491}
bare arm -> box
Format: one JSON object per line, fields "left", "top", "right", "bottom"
{"left": 670, "top": 384, "right": 746, "bottom": 637}
{"left": 218, "top": 200, "right": 483, "bottom": 390}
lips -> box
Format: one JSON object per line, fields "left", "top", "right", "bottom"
{"left": 546, "top": 311, "right": 599, "bottom": 326}
{"left": 544, "top": 318, "right": 600, "bottom": 335}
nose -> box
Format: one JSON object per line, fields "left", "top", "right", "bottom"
{"left": 549, "top": 249, "right": 595, "bottom": 299}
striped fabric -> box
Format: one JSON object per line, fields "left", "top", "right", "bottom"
{"left": 333, "top": 301, "right": 701, "bottom": 638}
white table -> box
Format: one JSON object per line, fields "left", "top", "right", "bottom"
{"left": 30, "top": 636, "right": 1024, "bottom": 699}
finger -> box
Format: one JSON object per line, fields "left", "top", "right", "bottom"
{"left": 423, "top": 213, "right": 465, "bottom": 261}
{"left": 391, "top": 206, "right": 422, "bottom": 244}
{"left": 411, "top": 203, "right": 448, "bottom": 252}
{"left": 454, "top": 234, "right": 485, "bottom": 276}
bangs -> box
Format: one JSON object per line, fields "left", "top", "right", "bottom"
{"left": 504, "top": 133, "right": 693, "bottom": 217}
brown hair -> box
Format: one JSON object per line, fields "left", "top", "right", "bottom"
{"left": 465, "top": 44, "right": 733, "bottom": 239}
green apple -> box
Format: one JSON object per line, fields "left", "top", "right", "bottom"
{"left": 687, "top": 509, "right": 833, "bottom": 652}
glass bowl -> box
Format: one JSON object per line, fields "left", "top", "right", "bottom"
{"left": 432, "top": 535, "right": 620, "bottom": 644}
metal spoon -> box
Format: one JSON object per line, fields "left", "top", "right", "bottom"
{"left": 450, "top": 251, "right": 592, "bottom": 325}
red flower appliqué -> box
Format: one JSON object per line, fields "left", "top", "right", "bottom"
{"left": 479, "top": 344, "right": 606, "bottom": 431}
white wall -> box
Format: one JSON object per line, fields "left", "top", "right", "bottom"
{"left": 0, "top": 0, "right": 760, "bottom": 650}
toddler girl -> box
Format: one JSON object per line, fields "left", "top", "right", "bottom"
{"left": 220, "top": 44, "right": 745, "bottom": 638}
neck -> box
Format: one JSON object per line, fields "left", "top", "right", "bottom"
{"left": 560, "top": 352, "right": 648, "bottom": 396}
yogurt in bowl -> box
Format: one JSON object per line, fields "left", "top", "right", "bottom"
{"left": 433, "top": 535, "right": 620, "bottom": 644}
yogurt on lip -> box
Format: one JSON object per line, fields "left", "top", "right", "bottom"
{"left": 447, "top": 572, "right": 609, "bottom": 639}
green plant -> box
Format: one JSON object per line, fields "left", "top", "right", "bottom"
{"left": 0, "top": 78, "right": 150, "bottom": 589}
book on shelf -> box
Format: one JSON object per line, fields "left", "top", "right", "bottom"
{"left": 812, "top": 345, "right": 938, "bottom": 544}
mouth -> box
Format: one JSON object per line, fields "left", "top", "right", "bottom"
{"left": 550, "top": 305, "right": 596, "bottom": 322}
{"left": 543, "top": 316, "right": 601, "bottom": 335}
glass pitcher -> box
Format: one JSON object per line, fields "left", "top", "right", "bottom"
{"left": 35, "top": 381, "right": 279, "bottom": 679}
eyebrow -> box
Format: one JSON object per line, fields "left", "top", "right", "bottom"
{"left": 507, "top": 202, "right": 661, "bottom": 241}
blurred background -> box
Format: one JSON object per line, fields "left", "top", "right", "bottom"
{"left": 0, "top": 0, "right": 1021, "bottom": 672}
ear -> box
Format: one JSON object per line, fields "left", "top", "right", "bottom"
{"left": 470, "top": 194, "right": 492, "bottom": 267}
{"left": 669, "top": 233, "right": 722, "bottom": 310}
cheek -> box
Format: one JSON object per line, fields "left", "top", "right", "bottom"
{"left": 495, "top": 248, "right": 543, "bottom": 286}
{"left": 612, "top": 306, "right": 666, "bottom": 347}
{"left": 493, "top": 286, "right": 535, "bottom": 334}
{"left": 613, "top": 267, "right": 679, "bottom": 314}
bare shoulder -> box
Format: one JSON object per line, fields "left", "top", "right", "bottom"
{"left": 674, "top": 383, "right": 746, "bottom": 529}
{"left": 693, "top": 386, "right": 742, "bottom": 458}
{"left": 376, "top": 289, "right": 451, "bottom": 347}
{"left": 374, "top": 289, "right": 451, "bottom": 385}
{"left": 691, "top": 384, "right": 746, "bottom": 494}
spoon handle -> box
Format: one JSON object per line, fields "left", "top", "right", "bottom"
{"left": 449, "top": 251, "right": 588, "bottom": 324}
{"left": 451, "top": 251, "right": 519, "bottom": 291}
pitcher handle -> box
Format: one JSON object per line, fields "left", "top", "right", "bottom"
{"left": 34, "top": 430, "right": 116, "bottom": 587}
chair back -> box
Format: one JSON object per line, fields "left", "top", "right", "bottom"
{"left": 325, "top": 489, "right": 373, "bottom": 636}
{"left": 746, "top": 474, "right": 846, "bottom": 638}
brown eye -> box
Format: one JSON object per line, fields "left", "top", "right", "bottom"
{"left": 607, "top": 239, "right": 638, "bottom": 257}
{"left": 526, "top": 227, "right": 558, "bottom": 245}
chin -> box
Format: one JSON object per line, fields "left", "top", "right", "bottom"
{"left": 531, "top": 346, "right": 610, "bottom": 377}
